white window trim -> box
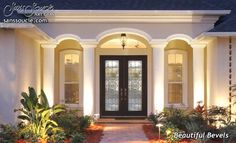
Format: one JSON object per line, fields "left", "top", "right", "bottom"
{"left": 59, "top": 50, "right": 83, "bottom": 108}
{"left": 164, "top": 50, "right": 188, "bottom": 108}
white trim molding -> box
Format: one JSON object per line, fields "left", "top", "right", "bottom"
{"left": 191, "top": 43, "right": 207, "bottom": 49}
{"left": 55, "top": 34, "right": 81, "bottom": 43}
{"left": 41, "top": 43, "right": 57, "bottom": 49}
{"left": 80, "top": 39, "right": 98, "bottom": 48}
{"left": 166, "top": 34, "right": 193, "bottom": 44}
{"left": 96, "top": 28, "right": 152, "bottom": 42}
{"left": 46, "top": 10, "right": 230, "bottom": 23}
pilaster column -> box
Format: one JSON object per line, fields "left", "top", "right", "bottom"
{"left": 191, "top": 43, "right": 206, "bottom": 107}
{"left": 81, "top": 41, "right": 97, "bottom": 115}
{"left": 151, "top": 41, "right": 167, "bottom": 113}
{"left": 41, "top": 43, "right": 57, "bottom": 107}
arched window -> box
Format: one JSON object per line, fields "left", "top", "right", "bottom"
{"left": 59, "top": 50, "right": 82, "bottom": 107}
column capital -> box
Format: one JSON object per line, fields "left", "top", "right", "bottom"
{"left": 41, "top": 43, "right": 58, "bottom": 49}
{"left": 80, "top": 39, "right": 98, "bottom": 49}
{"left": 190, "top": 42, "right": 207, "bottom": 49}
{"left": 150, "top": 40, "right": 168, "bottom": 49}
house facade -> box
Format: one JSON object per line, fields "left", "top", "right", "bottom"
{"left": 0, "top": 0, "right": 236, "bottom": 123}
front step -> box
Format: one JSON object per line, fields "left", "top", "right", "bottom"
{"left": 95, "top": 118, "right": 152, "bottom": 124}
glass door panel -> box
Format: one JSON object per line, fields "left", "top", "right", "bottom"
{"left": 128, "top": 61, "right": 142, "bottom": 111}
{"left": 105, "top": 60, "right": 119, "bottom": 111}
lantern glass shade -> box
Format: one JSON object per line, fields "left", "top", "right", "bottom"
{"left": 120, "top": 33, "right": 127, "bottom": 49}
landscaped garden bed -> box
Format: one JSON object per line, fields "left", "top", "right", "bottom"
{"left": 145, "top": 103, "right": 236, "bottom": 143}
{"left": 144, "top": 85, "right": 236, "bottom": 143}
{"left": 0, "top": 87, "right": 102, "bottom": 143}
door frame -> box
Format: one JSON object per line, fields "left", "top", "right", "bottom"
{"left": 100, "top": 55, "right": 147, "bottom": 117}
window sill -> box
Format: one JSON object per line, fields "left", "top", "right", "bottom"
{"left": 165, "top": 103, "right": 189, "bottom": 109}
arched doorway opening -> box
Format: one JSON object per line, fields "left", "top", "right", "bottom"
{"left": 95, "top": 33, "right": 152, "bottom": 117}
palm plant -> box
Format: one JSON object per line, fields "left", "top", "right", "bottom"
{"left": 15, "top": 87, "right": 65, "bottom": 141}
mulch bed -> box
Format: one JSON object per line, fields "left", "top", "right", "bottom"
{"left": 142, "top": 124, "right": 167, "bottom": 143}
{"left": 85, "top": 124, "right": 105, "bottom": 143}
{"left": 142, "top": 124, "right": 236, "bottom": 143}
{"left": 143, "top": 124, "right": 196, "bottom": 143}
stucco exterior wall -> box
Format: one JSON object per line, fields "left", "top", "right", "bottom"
{"left": 15, "top": 30, "right": 41, "bottom": 99}
{"left": 207, "top": 38, "right": 230, "bottom": 107}
{"left": 0, "top": 29, "right": 17, "bottom": 123}
{"left": 0, "top": 29, "right": 41, "bottom": 123}
{"left": 37, "top": 23, "right": 213, "bottom": 39}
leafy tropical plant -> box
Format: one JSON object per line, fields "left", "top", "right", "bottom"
{"left": 14, "top": 87, "right": 65, "bottom": 141}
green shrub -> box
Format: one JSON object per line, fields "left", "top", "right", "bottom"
{"left": 207, "top": 106, "right": 231, "bottom": 127}
{"left": 162, "top": 122, "right": 181, "bottom": 143}
{"left": 72, "top": 133, "right": 85, "bottom": 143}
{"left": 162, "top": 107, "right": 187, "bottom": 130}
{"left": 17, "top": 122, "right": 38, "bottom": 142}
{"left": 79, "top": 115, "right": 93, "bottom": 131}
{"left": 185, "top": 111, "right": 208, "bottom": 132}
{"left": 220, "top": 122, "right": 236, "bottom": 143}
{"left": 0, "top": 124, "right": 18, "bottom": 143}
{"left": 148, "top": 112, "right": 164, "bottom": 125}
{"left": 49, "top": 130, "right": 66, "bottom": 143}
{"left": 184, "top": 112, "right": 209, "bottom": 143}
{"left": 53, "top": 110, "right": 81, "bottom": 136}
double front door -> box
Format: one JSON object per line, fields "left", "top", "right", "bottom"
{"left": 100, "top": 56, "right": 147, "bottom": 117}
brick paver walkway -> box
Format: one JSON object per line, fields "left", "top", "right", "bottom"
{"left": 100, "top": 124, "right": 149, "bottom": 143}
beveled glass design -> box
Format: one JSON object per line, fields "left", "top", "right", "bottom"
{"left": 105, "top": 60, "right": 119, "bottom": 111}
{"left": 128, "top": 61, "right": 142, "bottom": 111}
{"left": 167, "top": 53, "right": 183, "bottom": 104}
{"left": 64, "top": 53, "right": 79, "bottom": 104}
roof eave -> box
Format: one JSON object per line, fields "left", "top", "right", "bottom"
{"left": 204, "top": 32, "right": 236, "bottom": 37}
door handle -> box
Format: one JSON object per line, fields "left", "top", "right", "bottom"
{"left": 124, "top": 88, "right": 127, "bottom": 101}
{"left": 120, "top": 88, "right": 123, "bottom": 101}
